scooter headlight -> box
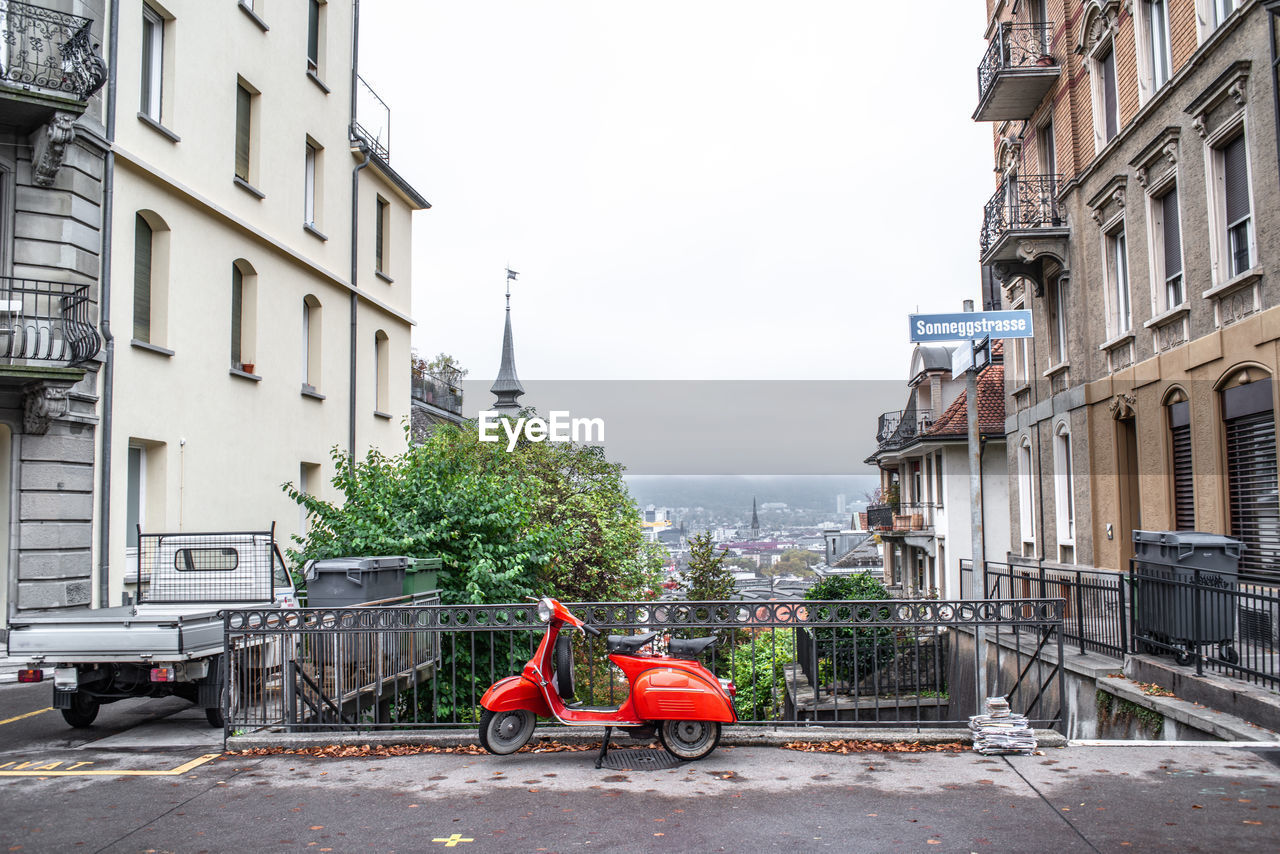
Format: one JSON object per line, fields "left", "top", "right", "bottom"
{"left": 537, "top": 597, "right": 554, "bottom": 623}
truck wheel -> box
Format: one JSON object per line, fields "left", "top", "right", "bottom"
{"left": 205, "top": 706, "right": 225, "bottom": 728}
{"left": 478, "top": 708, "right": 535, "bottom": 755}
{"left": 658, "top": 720, "right": 720, "bottom": 761}
{"left": 61, "top": 694, "right": 100, "bottom": 728}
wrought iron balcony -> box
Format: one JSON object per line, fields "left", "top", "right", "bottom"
{"left": 974, "top": 22, "right": 1059, "bottom": 122}
{"left": 411, "top": 370, "right": 463, "bottom": 415}
{"left": 979, "top": 173, "right": 1066, "bottom": 262}
{"left": 866, "top": 504, "right": 896, "bottom": 531}
{"left": 0, "top": 0, "right": 107, "bottom": 101}
{"left": 351, "top": 74, "right": 391, "bottom": 162}
{"left": 879, "top": 502, "right": 936, "bottom": 535}
{"left": 875, "top": 409, "right": 934, "bottom": 452}
{"left": 0, "top": 276, "right": 100, "bottom": 367}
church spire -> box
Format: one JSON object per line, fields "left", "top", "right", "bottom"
{"left": 490, "top": 268, "right": 525, "bottom": 411}
{"left": 750, "top": 497, "right": 759, "bottom": 538}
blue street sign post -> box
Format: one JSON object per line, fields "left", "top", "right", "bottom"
{"left": 908, "top": 310, "right": 1034, "bottom": 343}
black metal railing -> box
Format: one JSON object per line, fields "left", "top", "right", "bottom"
{"left": 411, "top": 371, "right": 463, "bottom": 415}
{"left": 0, "top": 276, "right": 100, "bottom": 366}
{"left": 980, "top": 174, "right": 1064, "bottom": 257}
{"left": 976, "top": 21, "right": 1056, "bottom": 106}
{"left": 961, "top": 559, "right": 1127, "bottom": 659}
{"left": 876, "top": 410, "right": 934, "bottom": 451}
{"left": 0, "top": 0, "right": 107, "bottom": 100}
{"left": 223, "top": 597, "right": 1067, "bottom": 737}
{"left": 1130, "top": 561, "right": 1280, "bottom": 689}
{"left": 352, "top": 74, "right": 390, "bottom": 162}
{"left": 867, "top": 504, "right": 896, "bottom": 531}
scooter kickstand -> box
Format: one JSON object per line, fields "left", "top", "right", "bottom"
{"left": 595, "top": 727, "right": 612, "bottom": 769}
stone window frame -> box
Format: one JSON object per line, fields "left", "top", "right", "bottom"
{"left": 1195, "top": 0, "right": 1244, "bottom": 44}
{"left": 1077, "top": 1, "right": 1124, "bottom": 155}
{"left": 1132, "top": 128, "right": 1187, "bottom": 321}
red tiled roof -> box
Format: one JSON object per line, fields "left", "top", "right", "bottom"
{"left": 926, "top": 363, "right": 1005, "bottom": 437}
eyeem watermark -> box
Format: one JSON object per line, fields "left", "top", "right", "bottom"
{"left": 478, "top": 411, "right": 605, "bottom": 451}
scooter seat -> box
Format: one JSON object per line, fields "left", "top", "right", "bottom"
{"left": 606, "top": 632, "right": 658, "bottom": 654}
{"left": 668, "top": 636, "right": 717, "bottom": 659}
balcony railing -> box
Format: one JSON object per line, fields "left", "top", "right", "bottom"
{"left": 974, "top": 22, "right": 1058, "bottom": 122}
{"left": 411, "top": 371, "right": 463, "bottom": 415}
{"left": 979, "top": 173, "right": 1064, "bottom": 258}
{"left": 875, "top": 409, "right": 934, "bottom": 451}
{"left": 866, "top": 504, "right": 895, "bottom": 531}
{"left": 0, "top": 276, "right": 100, "bottom": 367}
{"left": 0, "top": 0, "right": 107, "bottom": 100}
{"left": 352, "top": 74, "right": 391, "bottom": 162}
{"left": 890, "top": 502, "right": 935, "bottom": 533}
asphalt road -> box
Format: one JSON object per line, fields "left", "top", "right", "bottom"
{"left": 2, "top": 681, "right": 1280, "bottom": 853}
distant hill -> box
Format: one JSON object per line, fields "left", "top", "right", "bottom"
{"left": 624, "top": 475, "right": 878, "bottom": 517}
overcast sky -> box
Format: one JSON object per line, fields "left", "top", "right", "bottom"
{"left": 360, "top": 1, "right": 994, "bottom": 384}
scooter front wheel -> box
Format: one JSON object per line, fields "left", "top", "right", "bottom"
{"left": 479, "top": 708, "right": 536, "bottom": 755}
{"left": 658, "top": 720, "right": 721, "bottom": 761}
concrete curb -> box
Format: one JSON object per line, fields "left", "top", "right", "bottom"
{"left": 226, "top": 726, "right": 1069, "bottom": 752}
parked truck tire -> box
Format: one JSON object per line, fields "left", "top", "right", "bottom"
{"left": 60, "top": 693, "right": 100, "bottom": 728}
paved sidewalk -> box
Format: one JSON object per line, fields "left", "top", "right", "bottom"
{"left": 2, "top": 742, "right": 1278, "bottom": 852}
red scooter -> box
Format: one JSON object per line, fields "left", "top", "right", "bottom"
{"left": 478, "top": 597, "right": 737, "bottom": 764}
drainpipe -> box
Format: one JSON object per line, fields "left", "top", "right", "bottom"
{"left": 96, "top": 0, "right": 121, "bottom": 609}
{"left": 1271, "top": 13, "right": 1280, "bottom": 199}
{"left": 347, "top": 0, "right": 366, "bottom": 467}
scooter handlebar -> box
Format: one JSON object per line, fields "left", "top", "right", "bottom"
{"left": 581, "top": 623, "right": 602, "bottom": 637}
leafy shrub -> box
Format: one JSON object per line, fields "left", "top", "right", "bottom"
{"left": 804, "top": 573, "right": 897, "bottom": 689}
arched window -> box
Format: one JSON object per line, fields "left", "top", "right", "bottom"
{"left": 231, "top": 260, "right": 257, "bottom": 372}
{"left": 374, "top": 329, "right": 389, "bottom": 414}
{"left": 1220, "top": 369, "right": 1278, "bottom": 584}
{"left": 302, "top": 295, "right": 321, "bottom": 392}
{"left": 1018, "top": 436, "right": 1036, "bottom": 555}
{"left": 1053, "top": 421, "right": 1075, "bottom": 561}
{"left": 133, "top": 211, "right": 170, "bottom": 346}
{"left": 1165, "top": 388, "right": 1193, "bottom": 531}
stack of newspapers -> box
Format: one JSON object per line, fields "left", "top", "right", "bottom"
{"left": 969, "top": 696, "right": 1037, "bottom": 755}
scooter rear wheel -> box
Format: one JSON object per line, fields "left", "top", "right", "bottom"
{"left": 479, "top": 708, "right": 536, "bottom": 755}
{"left": 658, "top": 720, "right": 721, "bottom": 761}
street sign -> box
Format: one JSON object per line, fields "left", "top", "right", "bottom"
{"left": 951, "top": 336, "right": 993, "bottom": 375}
{"left": 909, "top": 310, "right": 1033, "bottom": 343}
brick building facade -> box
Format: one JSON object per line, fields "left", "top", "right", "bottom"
{"left": 976, "top": 0, "right": 1280, "bottom": 584}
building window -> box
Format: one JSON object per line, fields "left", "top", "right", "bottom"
{"left": 1049, "top": 276, "right": 1068, "bottom": 366}
{"left": 307, "top": 0, "right": 325, "bottom": 75}
{"left": 304, "top": 140, "right": 321, "bottom": 227}
{"left": 298, "top": 461, "right": 321, "bottom": 534}
{"left": 1149, "top": 185, "right": 1184, "bottom": 310}
{"left": 374, "top": 330, "right": 390, "bottom": 414}
{"left": 126, "top": 444, "right": 146, "bottom": 577}
{"left": 1142, "top": 0, "right": 1172, "bottom": 95}
{"left": 375, "top": 196, "right": 389, "bottom": 276}
{"left": 140, "top": 4, "right": 164, "bottom": 120}
{"left": 1037, "top": 119, "right": 1056, "bottom": 176}
{"left": 1217, "top": 132, "right": 1254, "bottom": 278}
{"left": 1053, "top": 422, "right": 1075, "bottom": 551}
{"left": 1168, "top": 397, "right": 1194, "bottom": 531}
{"left": 235, "top": 80, "right": 257, "bottom": 183}
{"left": 133, "top": 211, "right": 168, "bottom": 345}
{"left": 1091, "top": 41, "right": 1120, "bottom": 150}
{"left": 1012, "top": 297, "right": 1030, "bottom": 386}
{"left": 1222, "top": 375, "right": 1279, "bottom": 584}
{"left": 230, "top": 260, "right": 256, "bottom": 371}
{"left": 302, "top": 295, "right": 321, "bottom": 391}
{"left": 1210, "top": 0, "right": 1241, "bottom": 28}
{"left": 1018, "top": 437, "right": 1035, "bottom": 552}
{"left": 1105, "top": 223, "right": 1131, "bottom": 335}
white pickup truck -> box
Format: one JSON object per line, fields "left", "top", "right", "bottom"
{"left": 7, "top": 530, "right": 298, "bottom": 728}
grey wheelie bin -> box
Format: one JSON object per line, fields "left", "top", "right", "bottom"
{"left": 1132, "top": 530, "right": 1241, "bottom": 665}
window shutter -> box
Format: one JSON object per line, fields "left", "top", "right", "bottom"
{"left": 1169, "top": 401, "right": 1193, "bottom": 531}
{"left": 1224, "top": 134, "right": 1250, "bottom": 226}
{"left": 1162, "top": 188, "right": 1182, "bottom": 277}
{"left": 308, "top": 0, "right": 320, "bottom": 67}
{"left": 230, "top": 265, "right": 243, "bottom": 368}
{"left": 236, "top": 85, "right": 251, "bottom": 180}
{"left": 133, "top": 215, "right": 152, "bottom": 342}
{"left": 1223, "top": 379, "right": 1280, "bottom": 585}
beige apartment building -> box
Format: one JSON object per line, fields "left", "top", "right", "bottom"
{"left": 976, "top": 0, "right": 1280, "bottom": 585}
{"left": 102, "top": 0, "right": 428, "bottom": 600}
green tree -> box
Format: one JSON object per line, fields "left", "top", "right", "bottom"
{"left": 804, "top": 573, "right": 896, "bottom": 689}
{"left": 683, "top": 532, "right": 736, "bottom": 600}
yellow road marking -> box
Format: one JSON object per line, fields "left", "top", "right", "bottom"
{"left": 0, "top": 753, "right": 220, "bottom": 777}
{"left": 0, "top": 707, "right": 52, "bottom": 726}
{"left": 432, "top": 835, "right": 474, "bottom": 847}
